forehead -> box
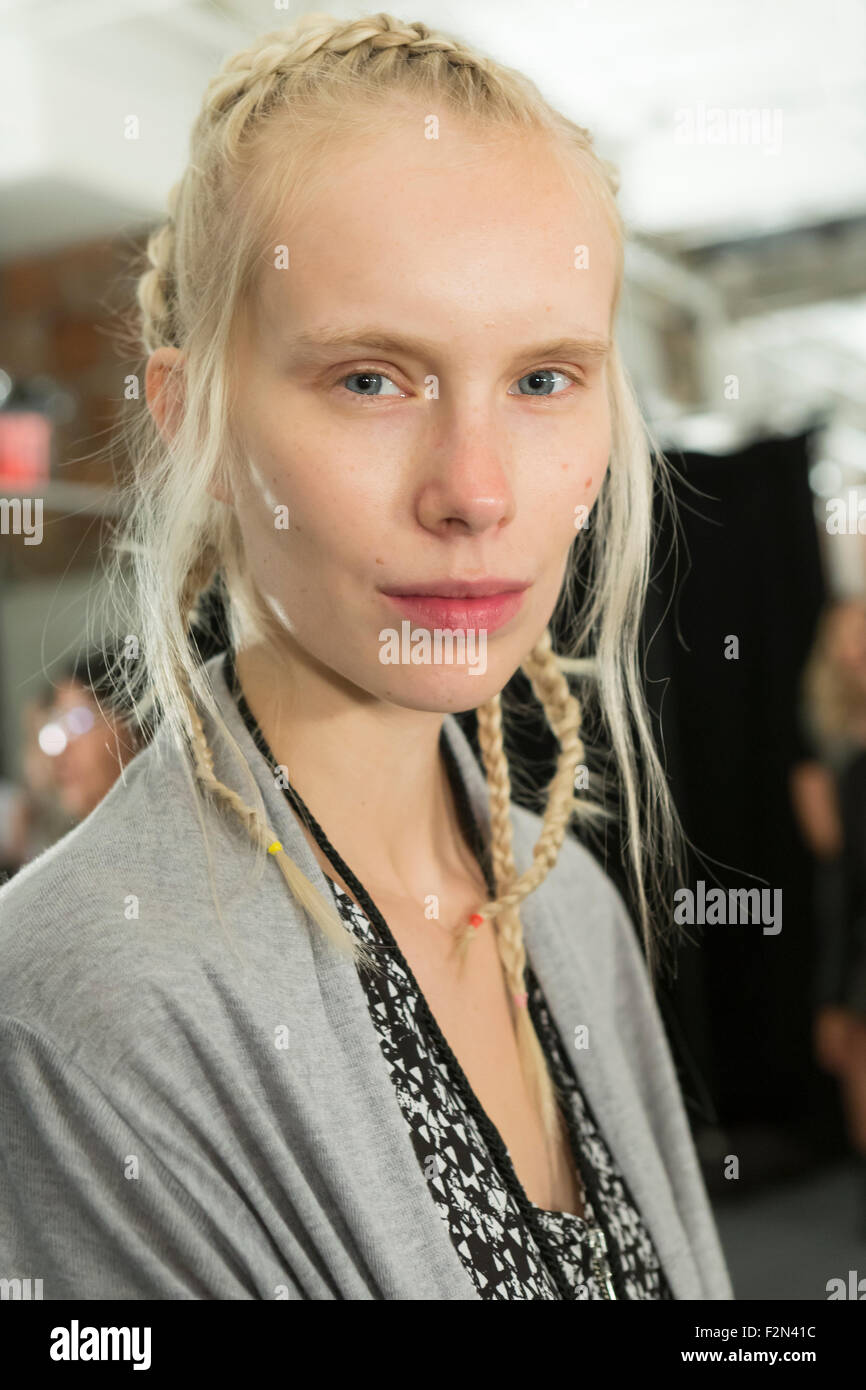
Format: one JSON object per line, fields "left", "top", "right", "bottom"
{"left": 252, "top": 120, "right": 618, "bottom": 349}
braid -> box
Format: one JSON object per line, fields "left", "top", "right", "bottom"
{"left": 458, "top": 627, "right": 587, "bottom": 1145}
{"left": 195, "top": 14, "right": 490, "bottom": 158}
{"left": 176, "top": 548, "right": 379, "bottom": 974}
{"left": 465, "top": 628, "right": 585, "bottom": 941}
{"left": 178, "top": 544, "right": 264, "bottom": 842}
{"left": 204, "top": 13, "right": 480, "bottom": 123}
{"left": 138, "top": 179, "right": 182, "bottom": 354}
{"left": 476, "top": 693, "right": 516, "bottom": 898}
{"left": 521, "top": 629, "right": 587, "bottom": 881}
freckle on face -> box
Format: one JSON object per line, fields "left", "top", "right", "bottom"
{"left": 584, "top": 476, "right": 593, "bottom": 489}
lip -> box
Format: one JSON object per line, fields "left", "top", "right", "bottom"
{"left": 379, "top": 578, "right": 531, "bottom": 598}
{"left": 380, "top": 579, "right": 530, "bottom": 634}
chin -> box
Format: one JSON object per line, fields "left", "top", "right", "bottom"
{"left": 375, "top": 662, "right": 512, "bottom": 715}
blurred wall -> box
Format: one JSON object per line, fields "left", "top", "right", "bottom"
{"left": 0, "top": 234, "right": 141, "bottom": 778}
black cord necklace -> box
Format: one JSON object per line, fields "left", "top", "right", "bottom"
{"left": 220, "top": 646, "right": 624, "bottom": 1301}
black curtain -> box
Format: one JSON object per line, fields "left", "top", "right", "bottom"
{"left": 642, "top": 425, "right": 843, "bottom": 1157}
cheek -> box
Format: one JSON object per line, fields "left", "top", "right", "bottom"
{"left": 238, "top": 400, "right": 369, "bottom": 536}
{"left": 231, "top": 436, "right": 377, "bottom": 617}
{"left": 552, "top": 407, "right": 611, "bottom": 538}
{"left": 580, "top": 458, "right": 609, "bottom": 509}
{"left": 237, "top": 394, "right": 400, "bottom": 558}
{"left": 230, "top": 444, "right": 317, "bottom": 591}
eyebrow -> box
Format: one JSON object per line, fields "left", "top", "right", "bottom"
{"left": 280, "top": 326, "right": 612, "bottom": 368}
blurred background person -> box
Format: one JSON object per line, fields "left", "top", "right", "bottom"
{"left": 795, "top": 599, "right": 866, "bottom": 1169}
{"left": 41, "top": 647, "right": 142, "bottom": 822}
{"left": 0, "top": 646, "right": 144, "bottom": 877}
{"left": 0, "top": 685, "right": 69, "bottom": 875}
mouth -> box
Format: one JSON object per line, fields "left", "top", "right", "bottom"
{"left": 379, "top": 579, "right": 530, "bottom": 634}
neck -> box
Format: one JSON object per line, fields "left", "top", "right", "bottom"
{"left": 232, "top": 642, "right": 483, "bottom": 902}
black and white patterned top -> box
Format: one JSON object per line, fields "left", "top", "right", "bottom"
{"left": 323, "top": 872, "right": 673, "bottom": 1301}
{"left": 223, "top": 649, "right": 672, "bottom": 1301}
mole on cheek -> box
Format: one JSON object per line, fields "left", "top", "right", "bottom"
{"left": 584, "top": 476, "right": 593, "bottom": 490}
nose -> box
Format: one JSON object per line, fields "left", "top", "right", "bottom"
{"left": 415, "top": 400, "right": 516, "bottom": 537}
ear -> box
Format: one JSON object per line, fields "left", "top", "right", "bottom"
{"left": 145, "top": 348, "right": 233, "bottom": 506}
{"left": 145, "top": 348, "right": 185, "bottom": 442}
{"left": 206, "top": 463, "right": 231, "bottom": 506}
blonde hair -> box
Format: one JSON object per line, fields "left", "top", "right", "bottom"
{"left": 105, "top": 11, "right": 686, "bottom": 1151}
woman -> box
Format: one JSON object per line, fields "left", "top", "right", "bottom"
{"left": 41, "top": 650, "right": 143, "bottom": 823}
{"left": 796, "top": 599, "right": 866, "bottom": 1159}
{"left": 2, "top": 650, "right": 142, "bottom": 873}
{"left": 0, "top": 13, "right": 732, "bottom": 1300}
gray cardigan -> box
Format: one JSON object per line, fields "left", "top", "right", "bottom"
{"left": 0, "top": 652, "right": 733, "bottom": 1300}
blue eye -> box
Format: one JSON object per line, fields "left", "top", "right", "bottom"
{"left": 337, "top": 366, "right": 580, "bottom": 402}
{"left": 341, "top": 371, "right": 403, "bottom": 397}
{"left": 511, "top": 369, "right": 574, "bottom": 397}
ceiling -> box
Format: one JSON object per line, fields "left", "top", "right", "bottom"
{"left": 1, "top": 0, "right": 864, "bottom": 258}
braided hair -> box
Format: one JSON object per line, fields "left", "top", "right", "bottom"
{"left": 112, "top": 11, "right": 686, "bottom": 1153}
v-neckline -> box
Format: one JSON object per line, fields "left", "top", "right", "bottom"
{"left": 322, "top": 870, "right": 592, "bottom": 1230}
